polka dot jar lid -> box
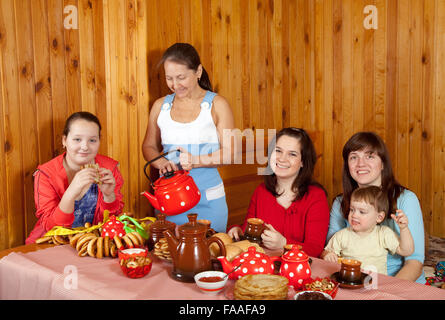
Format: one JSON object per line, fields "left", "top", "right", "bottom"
{"left": 282, "top": 245, "right": 309, "bottom": 262}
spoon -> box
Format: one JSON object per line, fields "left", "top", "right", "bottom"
{"left": 223, "top": 261, "right": 245, "bottom": 279}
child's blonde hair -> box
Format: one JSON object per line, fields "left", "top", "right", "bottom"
{"left": 351, "top": 186, "right": 389, "bottom": 218}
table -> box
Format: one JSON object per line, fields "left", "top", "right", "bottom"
{"left": 1, "top": 244, "right": 445, "bottom": 300}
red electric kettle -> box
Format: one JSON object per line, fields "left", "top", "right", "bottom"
{"left": 141, "top": 150, "right": 201, "bottom": 216}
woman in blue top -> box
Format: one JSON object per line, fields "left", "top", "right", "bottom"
{"left": 324, "top": 132, "right": 425, "bottom": 283}
{"left": 142, "top": 43, "right": 234, "bottom": 232}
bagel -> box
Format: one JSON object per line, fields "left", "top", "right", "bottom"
{"left": 103, "top": 236, "right": 110, "bottom": 257}
{"left": 84, "top": 222, "right": 92, "bottom": 228}
{"left": 122, "top": 234, "right": 134, "bottom": 248}
{"left": 36, "top": 236, "right": 52, "bottom": 244}
{"left": 87, "top": 237, "right": 98, "bottom": 257}
{"left": 93, "top": 229, "right": 101, "bottom": 237}
{"left": 113, "top": 235, "right": 124, "bottom": 250}
{"left": 209, "top": 233, "right": 233, "bottom": 256}
{"left": 126, "top": 232, "right": 140, "bottom": 247}
{"left": 225, "top": 244, "right": 244, "bottom": 261}
{"left": 131, "top": 232, "right": 145, "bottom": 246}
{"left": 96, "top": 237, "right": 104, "bottom": 259}
{"left": 110, "top": 242, "right": 117, "bottom": 258}
{"left": 76, "top": 233, "right": 96, "bottom": 252}
{"left": 54, "top": 235, "right": 69, "bottom": 245}
{"left": 69, "top": 232, "right": 85, "bottom": 248}
{"left": 78, "top": 242, "right": 89, "bottom": 257}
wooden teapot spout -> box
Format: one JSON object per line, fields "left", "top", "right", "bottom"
{"left": 163, "top": 229, "right": 179, "bottom": 264}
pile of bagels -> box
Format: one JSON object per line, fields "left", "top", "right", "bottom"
{"left": 70, "top": 231, "right": 145, "bottom": 258}
{"left": 36, "top": 225, "right": 145, "bottom": 259}
{"left": 209, "top": 232, "right": 265, "bottom": 261}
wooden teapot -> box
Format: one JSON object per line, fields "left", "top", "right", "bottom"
{"left": 163, "top": 213, "right": 226, "bottom": 282}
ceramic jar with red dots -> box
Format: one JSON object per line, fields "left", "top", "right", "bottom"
{"left": 101, "top": 215, "right": 126, "bottom": 238}
{"left": 278, "top": 244, "right": 311, "bottom": 288}
{"left": 219, "top": 246, "right": 280, "bottom": 280}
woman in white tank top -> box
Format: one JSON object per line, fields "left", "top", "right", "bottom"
{"left": 142, "top": 43, "right": 235, "bottom": 232}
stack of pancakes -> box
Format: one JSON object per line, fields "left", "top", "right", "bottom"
{"left": 234, "top": 274, "right": 289, "bottom": 300}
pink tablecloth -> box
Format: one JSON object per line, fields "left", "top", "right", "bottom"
{"left": 0, "top": 245, "right": 444, "bottom": 300}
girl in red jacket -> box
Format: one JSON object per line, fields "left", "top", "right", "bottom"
{"left": 26, "top": 112, "right": 124, "bottom": 244}
{"left": 228, "top": 128, "right": 329, "bottom": 257}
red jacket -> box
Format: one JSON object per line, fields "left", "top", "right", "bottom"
{"left": 26, "top": 153, "right": 124, "bottom": 244}
{"left": 241, "top": 183, "right": 330, "bottom": 257}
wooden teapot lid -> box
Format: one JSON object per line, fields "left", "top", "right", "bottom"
{"left": 149, "top": 213, "right": 176, "bottom": 233}
{"left": 178, "top": 213, "right": 207, "bottom": 235}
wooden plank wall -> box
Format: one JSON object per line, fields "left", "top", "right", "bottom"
{"left": 0, "top": 0, "right": 444, "bottom": 250}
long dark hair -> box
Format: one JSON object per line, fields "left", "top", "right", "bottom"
{"left": 264, "top": 127, "right": 326, "bottom": 201}
{"left": 159, "top": 43, "right": 212, "bottom": 91}
{"left": 340, "top": 131, "right": 405, "bottom": 219}
{"left": 63, "top": 111, "right": 102, "bottom": 137}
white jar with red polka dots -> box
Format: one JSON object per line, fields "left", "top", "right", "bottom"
{"left": 279, "top": 245, "right": 312, "bottom": 289}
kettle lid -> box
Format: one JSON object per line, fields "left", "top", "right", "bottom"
{"left": 153, "top": 170, "right": 189, "bottom": 188}
{"left": 178, "top": 213, "right": 207, "bottom": 234}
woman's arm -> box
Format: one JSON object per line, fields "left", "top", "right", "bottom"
{"left": 33, "top": 170, "right": 75, "bottom": 231}
{"left": 98, "top": 164, "right": 124, "bottom": 214}
{"left": 141, "top": 98, "right": 177, "bottom": 171}
{"left": 297, "top": 189, "right": 330, "bottom": 257}
{"left": 393, "top": 191, "right": 425, "bottom": 281}
{"left": 395, "top": 259, "right": 423, "bottom": 281}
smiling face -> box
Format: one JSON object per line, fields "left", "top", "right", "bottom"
{"left": 269, "top": 135, "right": 303, "bottom": 181}
{"left": 348, "top": 199, "right": 385, "bottom": 234}
{"left": 164, "top": 60, "right": 202, "bottom": 98}
{"left": 347, "top": 148, "right": 383, "bottom": 188}
{"left": 62, "top": 119, "right": 100, "bottom": 167}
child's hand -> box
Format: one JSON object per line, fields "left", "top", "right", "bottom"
{"left": 391, "top": 209, "right": 409, "bottom": 230}
{"left": 323, "top": 251, "right": 339, "bottom": 263}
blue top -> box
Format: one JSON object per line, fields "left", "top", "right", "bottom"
{"left": 327, "top": 189, "right": 426, "bottom": 284}
{"left": 71, "top": 183, "right": 98, "bottom": 228}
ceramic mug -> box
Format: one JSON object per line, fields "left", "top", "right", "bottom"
{"left": 244, "top": 218, "right": 265, "bottom": 244}
{"left": 197, "top": 219, "right": 216, "bottom": 237}
{"left": 339, "top": 259, "right": 362, "bottom": 283}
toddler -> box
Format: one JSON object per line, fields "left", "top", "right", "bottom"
{"left": 323, "top": 186, "right": 414, "bottom": 275}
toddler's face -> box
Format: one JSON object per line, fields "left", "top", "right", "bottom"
{"left": 348, "top": 199, "right": 385, "bottom": 234}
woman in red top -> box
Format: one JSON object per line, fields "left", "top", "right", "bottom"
{"left": 26, "top": 112, "right": 124, "bottom": 244}
{"left": 228, "top": 128, "right": 329, "bottom": 257}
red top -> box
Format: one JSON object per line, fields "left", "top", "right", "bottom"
{"left": 241, "top": 183, "right": 330, "bottom": 258}
{"left": 26, "top": 153, "right": 124, "bottom": 244}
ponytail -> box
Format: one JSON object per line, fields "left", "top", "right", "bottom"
{"left": 198, "top": 67, "right": 212, "bottom": 91}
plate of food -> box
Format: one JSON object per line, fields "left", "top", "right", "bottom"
{"left": 224, "top": 274, "right": 296, "bottom": 300}
{"left": 298, "top": 277, "right": 339, "bottom": 298}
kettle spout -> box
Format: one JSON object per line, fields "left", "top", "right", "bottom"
{"left": 141, "top": 191, "right": 160, "bottom": 211}
{"left": 163, "top": 229, "right": 179, "bottom": 263}
{"left": 216, "top": 256, "right": 234, "bottom": 277}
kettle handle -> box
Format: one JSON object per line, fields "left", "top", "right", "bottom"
{"left": 144, "top": 149, "right": 180, "bottom": 185}
{"left": 207, "top": 236, "right": 226, "bottom": 258}
{"left": 143, "top": 161, "right": 154, "bottom": 186}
